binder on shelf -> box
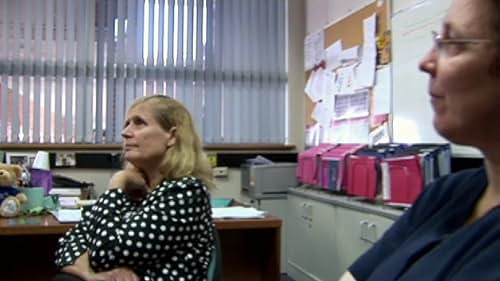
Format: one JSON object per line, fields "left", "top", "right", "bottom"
{"left": 382, "top": 156, "right": 423, "bottom": 205}
{"left": 347, "top": 155, "right": 378, "bottom": 199}
{"left": 320, "top": 144, "right": 365, "bottom": 192}
{"left": 346, "top": 144, "right": 408, "bottom": 199}
{"left": 297, "top": 143, "right": 337, "bottom": 185}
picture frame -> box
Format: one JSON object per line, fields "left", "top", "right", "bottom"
{"left": 5, "top": 152, "right": 37, "bottom": 168}
{"left": 55, "top": 152, "right": 76, "bottom": 167}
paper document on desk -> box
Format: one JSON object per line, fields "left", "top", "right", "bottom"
{"left": 50, "top": 209, "right": 82, "bottom": 223}
{"left": 59, "top": 196, "right": 80, "bottom": 209}
{"left": 211, "top": 206, "right": 267, "bottom": 219}
{"left": 49, "top": 188, "right": 81, "bottom": 197}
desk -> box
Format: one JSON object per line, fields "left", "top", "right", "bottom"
{"left": 0, "top": 214, "right": 281, "bottom": 281}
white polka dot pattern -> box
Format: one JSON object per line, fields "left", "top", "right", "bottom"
{"left": 55, "top": 176, "right": 214, "bottom": 281}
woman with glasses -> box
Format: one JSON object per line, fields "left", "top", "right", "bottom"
{"left": 339, "top": 0, "right": 500, "bottom": 280}
{"left": 53, "top": 95, "right": 215, "bottom": 281}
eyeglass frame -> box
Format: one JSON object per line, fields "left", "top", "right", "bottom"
{"left": 431, "top": 30, "right": 493, "bottom": 57}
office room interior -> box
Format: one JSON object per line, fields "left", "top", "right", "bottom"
{"left": 0, "top": 0, "right": 488, "bottom": 281}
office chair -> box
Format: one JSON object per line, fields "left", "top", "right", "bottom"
{"left": 207, "top": 228, "right": 222, "bottom": 281}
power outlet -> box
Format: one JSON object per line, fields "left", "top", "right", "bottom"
{"left": 213, "top": 166, "right": 229, "bottom": 178}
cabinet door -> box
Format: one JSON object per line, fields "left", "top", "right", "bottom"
{"left": 364, "top": 213, "right": 395, "bottom": 245}
{"left": 307, "top": 199, "right": 339, "bottom": 281}
{"left": 334, "top": 207, "right": 373, "bottom": 275}
{"left": 287, "top": 194, "right": 314, "bottom": 279}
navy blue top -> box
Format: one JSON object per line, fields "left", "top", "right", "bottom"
{"left": 349, "top": 168, "right": 500, "bottom": 281}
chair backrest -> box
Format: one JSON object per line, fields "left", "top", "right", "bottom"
{"left": 207, "top": 228, "right": 222, "bottom": 281}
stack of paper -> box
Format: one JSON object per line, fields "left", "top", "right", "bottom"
{"left": 58, "top": 197, "right": 80, "bottom": 209}
{"left": 49, "top": 188, "right": 81, "bottom": 197}
{"left": 211, "top": 206, "right": 267, "bottom": 219}
{"left": 50, "top": 209, "right": 82, "bottom": 223}
{"left": 77, "top": 199, "right": 96, "bottom": 207}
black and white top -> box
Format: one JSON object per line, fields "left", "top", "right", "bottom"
{"left": 55, "top": 176, "right": 214, "bottom": 281}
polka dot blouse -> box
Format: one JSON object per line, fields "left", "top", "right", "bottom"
{"left": 55, "top": 176, "right": 215, "bottom": 281}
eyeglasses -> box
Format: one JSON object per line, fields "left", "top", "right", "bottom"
{"left": 431, "top": 30, "right": 493, "bottom": 57}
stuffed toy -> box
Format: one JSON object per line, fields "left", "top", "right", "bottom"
{"left": 0, "top": 164, "right": 27, "bottom": 217}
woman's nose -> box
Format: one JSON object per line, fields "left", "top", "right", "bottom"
{"left": 419, "top": 47, "right": 438, "bottom": 75}
{"left": 121, "top": 126, "right": 132, "bottom": 138}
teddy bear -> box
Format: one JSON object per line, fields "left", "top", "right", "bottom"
{"left": 0, "top": 163, "right": 27, "bottom": 217}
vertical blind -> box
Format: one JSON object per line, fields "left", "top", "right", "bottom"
{"left": 0, "top": 0, "right": 287, "bottom": 145}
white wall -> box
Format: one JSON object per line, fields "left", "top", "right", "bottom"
{"left": 306, "top": 0, "right": 329, "bottom": 34}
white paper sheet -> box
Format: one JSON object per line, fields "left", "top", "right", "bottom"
{"left": 355, "top": 14, "right": 377, "bottom": 89}
{"left": 335, "top": 64, "right": 357, "bottom": 95}
{"left": 50, "top": 209, "right": 82, "bottom": 223}
{"left": 211, "top": 207, "right": 267, "bottom": 219}
{"left": 331, "top": 118, "right": 370, "bottom": 143}
{"left": 325, "top": 40, "right": 343, "bottom": 71}
{"left": 311, "top": 92, "right": 335, "bottom": 128}
{"left": 305, "top": 30, "right": 325, "bottom": 71}
{"left": 369, "top": 121, "right": 390, "bottom": 145}
{"left": 334, "top": 90, "right": 370, "bottom": 121}
{"left": 305, "top": 123, "right": 321, "bottom": 147}
{"left": 373, "top": 66, "right": 392, "bottom": 115}
{"left": 311, "top": 69, "right": 328, "bottom": 101}
{"left": 340, "top": 46, "right": 359, "bottom": 62}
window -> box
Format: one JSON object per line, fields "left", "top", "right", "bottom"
{"left": 0, "top": 0, "right": 287, "bottom": 144}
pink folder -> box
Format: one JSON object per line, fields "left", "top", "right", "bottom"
{"left": 383, "top": 156, "right": 423, "bottom": 204}
{"left": 346, "top": 155, "right": 378, "bottom": 199}
{"left": 297, "top": 143, "right": 337, "bottom": 185}
{"left": 320, "top": 144, "right": 365, "bottom": 191}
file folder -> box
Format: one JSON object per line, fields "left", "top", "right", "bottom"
{"left": 347, "top": 155, "right": 378, "bottom": 199}
{"left": 320, "top": 144, "right": 365, "bottom": 191}
{"left": 297, "top": 143, "right": 337, "bottom": 185}
{"left": 383, "top": 156, "right": 423, "bottom": 204}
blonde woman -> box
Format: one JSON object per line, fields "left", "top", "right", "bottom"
{"left": 54, "top": 95, "right": 215, "bottom": 281}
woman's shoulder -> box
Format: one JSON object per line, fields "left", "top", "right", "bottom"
{"left": 158, "top": 176, "right": 207, "bottom": 190}
{"left": 436, "top": 167, "right": 486, "bottom": 192}
{"left": 153, "top": 176, "right": 210, "bottom": 203}
{"left": 421, "top": 167, "right": 486, "bottom": 204}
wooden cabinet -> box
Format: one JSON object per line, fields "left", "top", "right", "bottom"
{"left": 287, "top": 189, "right": 402, "bottom": 281}
{"left": 249, "top": 196, "right": 289, "bottom": 273}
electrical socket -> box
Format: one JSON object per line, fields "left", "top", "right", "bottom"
{"left": 212, "top": 166, "right": 229, "bottom": 177}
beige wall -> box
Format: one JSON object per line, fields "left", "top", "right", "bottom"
{"left": 288, "top": 0, "right": 306, "bottom": 151}
{"left": 51, "top": 168, "right": 118, "bottom": 196}
{"left": 55, "top": 168, "right": 245, "bottom": 200}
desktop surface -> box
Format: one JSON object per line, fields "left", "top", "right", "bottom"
{"left": 0, "top": 212, "right": 282, "bottom": 281}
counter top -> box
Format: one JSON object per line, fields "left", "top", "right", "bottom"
{"left": 289, "top": 186, "right": 404, "bottom": 220}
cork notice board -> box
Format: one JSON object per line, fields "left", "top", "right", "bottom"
{"left": 305, "top": 0, "right": 390, "bottom": 126}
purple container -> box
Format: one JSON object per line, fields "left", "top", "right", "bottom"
{"left": 29, "top": 168, "right": 53, "bottom": 194}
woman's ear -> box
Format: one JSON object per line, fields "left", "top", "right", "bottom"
{"left": 167, "top": 126, "right": 177, "bottom": 147}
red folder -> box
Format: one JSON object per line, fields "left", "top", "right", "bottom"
{"left": 383, "top": 156, "right": 423, "bottom": 204}
{"left": 297, "top": 143, "right": 337, "bottom": 185}
{"left": 346, "top": 155, "right": 378, "bottom": 199}
{"left": 320, "top": 144, "right": 365, "bottom": 191}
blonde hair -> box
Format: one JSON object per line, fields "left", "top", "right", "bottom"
{"left": 129, "top": 95, "right": 215, "bottom": 190}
